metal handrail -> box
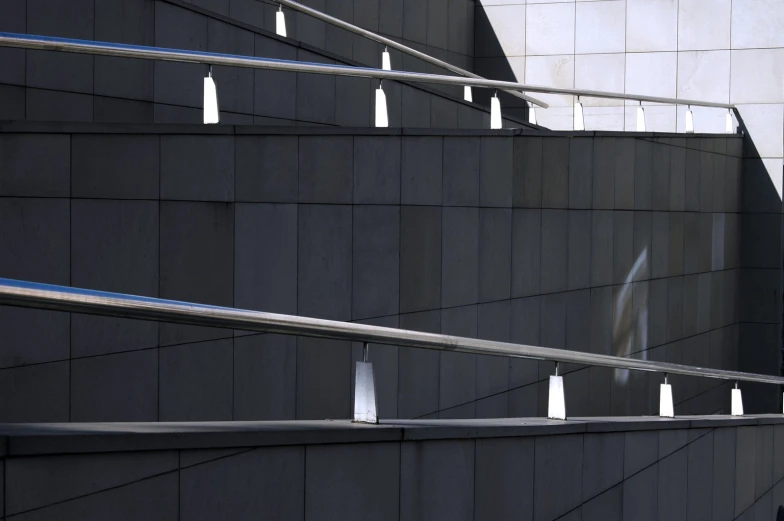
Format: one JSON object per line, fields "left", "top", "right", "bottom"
{"left": 0, "top": 33, "right": 735, "bottom": 111}
{"left": 0, "top": 278, "right": 780, "bottom": 386}
{"left": 271, "top": 0, "right": 549, "bottom": 109}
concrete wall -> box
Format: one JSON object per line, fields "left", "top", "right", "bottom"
{"left": 475, "top": 0, "right": 784, "bottom": 413}
{"left": 0, "top": 124, "right": 748, "bottom": 422}
{"left": 0, "top": 0, "right": 510, "bottom": 128}
{"left": 1, "top": 417, "right": 783, "bottom": 520}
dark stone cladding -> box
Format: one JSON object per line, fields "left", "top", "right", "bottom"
{"left": 0, "top": 416, "right": 783, "bottom": 521}
{"left": 0, "top": 0, "right": 526, "bottom": 129}
{"left": 0, "top": 123, "right": 775, "bottom": 426}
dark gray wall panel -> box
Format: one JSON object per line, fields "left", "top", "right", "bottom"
{"left": 583, "top": 432, "right": 624, "bottom": 500}
{"left": 634, "top": 139, "right": 653, "bottom": 210}
{"left": 159, "top": 201, "right": 234, "bottom": 345}
{"left": 658, "top": 448, "right": 688, "bottom": 521}
{"left": 652, "top": 140, "right": 671, "bottom": 211}
{"left": 71, "top": 350, "right": 158, "bottom": 422}
{"left": 514, "top": 136, "right": 543, "bottom": 208}
{"left": 582, "top": 484, "right": 622, "bottom": 521}
{"left": 94, "top": 0, "right": 154, "bottom": 101}
{"left": 475, "top": 437, "right": 534, "bottom": 521}
{"left": 542, "top": 138, "right": 569, "bottom": 209}
{"left": 614, "top": 138, "right": 635, "bottom": 210}
{"left": 296, "top": 337, "right": 351, "bottom": 420}
{"left": 254, "top": 35, "right": 297, "bottom": 119}
{"left": 0, "top": 85, "right": 25, "bottom": 120}
{"left": 160, "top": 136, "right": 234, "bottom": 201}
{"left": 299, "top": 136, "right": 353, "bottom": 204}
{"left": 479, "top": 208, "right": 512, "bottom": 302}
{"left": 443, "top": 137, "right": 480, "bottom": 206}
{"left": 591, "top": 210, "right": 614, "bottom": 287}
{"left": 235, "top": 203, "right": 298, "bottom": 314}
{"left": 0, "top": 0, "right": 25, "bottom": 86}
{"left": 234, "top": 334, "right": 296, "bottom": 420}
{"left": 403, "top": 0, "right": 427, "bottom": 44}
{"left": 0, "top": 198, "right": 70, "bottom": 369}
{"left": 0, "top": 361, "right": 69, "bottom": 422}
{"left": 431, "top": 96, "right": 458, "bottom": 129}
{"left": 442, "top": 207, "right": 479, "bottom": 308}
{"left": 509, "top": 295, "right": 540, "bottom": 395}
{"left": 0, "top": 134, "right": 70, "bottom": 197}
{"left": 180, "top": 446, "right": 304, "bottom": 521}
{"left": 26, "top": 0, "right": 94, "bottom": 94}
{"left": 296, "top": 50, "right": 336, "bottom": 125}
{"left": 613, "top": 211, "right": 634, "bottom": 285}
{"left": 324, "top": 0, "right": 353, "bottom": 58}
{"left": 402, "top": 136, "right": 443, "bottom": 205}
{"left": 306, "top": 442, "right": 399, "bottom": 521}
{"left": 736, "top": 426, "right": 757, "bottom": 517}
{"left": 400, "top": 440, "right": 475, "bottom": 521}
{"left": 700, "top": 150, "right": 714, "bottom": 212}
{"left": 235, "top": 136, "right": 298, "bottom": 203}
{"left": 685, "top": 148, "right": 701, "bottom": 212}
{"left": 297, "top": 204, "right": 352, "bottom": 320}
{"left": 440, "top": 305, "right": 478, "bottom": 414}
{"left": 477, "top": 300, "right": 510, "bottom": 401}
{"left": 540, "top": 209, "right": 568, "bottom": 294}
{"left": 71, "top": 200, "right": 159, "bottom": 358}
{"left": 713, "top": 427, "right": 737, "bottom": 521}
{"left": 669, "top": 140, "right": 686, "bottom": 211}
{"left": 398, "top": 310, "right": 440, "bottom": 419}
{"left": 568, "top": 209, "right": 591, "bottom": 290}
{"left": 593, "top": 137, "right": 615, "bottom": 209}
{"left": 353, "top": 136, "right": 401, "bottom": 205}
{"left": 159, "top": 338, "right": 233, "bottom": 421}
{"left": 352, "top": 205, "right": 399, "bottom": 319}
{"left": 623, "top": 465, "right": 658, "bottom": 521}
{"left": 208, "top": 19, "right": 255, "bottom": 115}
{"left": 534, "top": 434, "right": 584, "bottom": 521}
{"left": 336, "top": 76, "right": 372, "bottom": 127}
{"left": 480, "top": 137, "right": 513, "bottom": 207}
{"left": 25, "top": 89, "right": 94, "bottom": 122}
{"left": 153, "top": 3, "right": 206, "bottom": 108}
{"left": 72, "top": 135, "right": 159, "bottom": 199}
{"left": 6, "top": 450, "right": 178, "bottom": 516}
{"left": 379, "top": 0, "right": 402, "bottom": 38}
{"left": 400, "top": 206, "right": 442, "bottom": 313}
{"left": 427, "top": 0, "right": 448, "bottom": 49}
{"left": 512, "top": 209, "right": 541, "bottom": 297}
{"left": 229, "top": 0, "right": 265, "bottom": 29}
{"left": 569, "top": 137, "right": 593, "bottom": 209}
{"left": 401, "top": 86, "right": 432, "bottom": 128}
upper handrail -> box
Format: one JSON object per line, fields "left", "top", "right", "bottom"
{"left": 0, "top": 32, "right": 735, "bottom": 111}
{"left": 271, "top": 0, "right": 549, "bottom": 109}
{"left": 0, "top": 277, "right": 780, "bottom": 385}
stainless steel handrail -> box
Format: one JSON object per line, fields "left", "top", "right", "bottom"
{"left": 0, "top": 33, "right": 735, "bottom": 110}
{"left": 0, "top": 278, "right": 780, "bottom": 385}
{"left": 271, "top": 0, "right": 549, "bottom": 109}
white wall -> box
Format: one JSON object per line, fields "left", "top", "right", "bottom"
{"left": 477, "top": 0, "right": 784, "bottom": 196}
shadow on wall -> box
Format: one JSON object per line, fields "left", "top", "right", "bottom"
{"left": 472, "top": 6, "right": 529, "bottom": 123}
{"left": 735, "top": 110, "right": 784, "bottom": 414}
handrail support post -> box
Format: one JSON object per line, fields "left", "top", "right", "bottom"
{"left": 354, "top": 342, "right": 378, "bottom": 424}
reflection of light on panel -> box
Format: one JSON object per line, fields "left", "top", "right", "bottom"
{"left": 612, "top": 248, "right": 649, "bottom": 386}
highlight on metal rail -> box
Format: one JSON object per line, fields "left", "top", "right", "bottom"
{"left": 0, "top": 31, "right": 737, "bottom": 131}
{"left": 0, "top": 278, "right": 779, "bottom": 423}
